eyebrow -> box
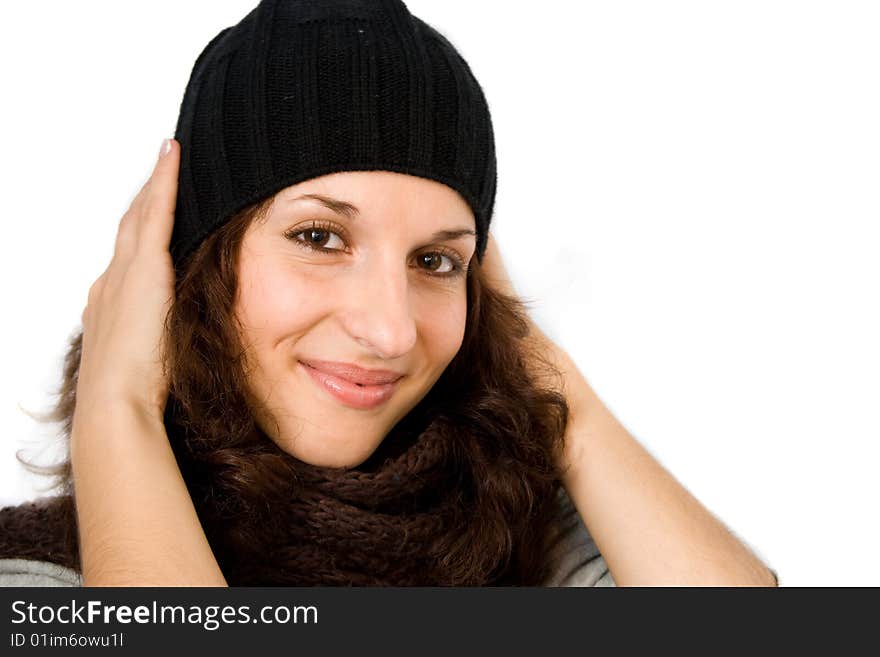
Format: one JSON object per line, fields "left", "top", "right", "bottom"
{"left": 286, "top": 193, "right": 477, "bottom": 242}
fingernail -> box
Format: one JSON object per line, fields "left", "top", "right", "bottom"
{"left": 158, "top": 138, "right": 172, "bottom": 160}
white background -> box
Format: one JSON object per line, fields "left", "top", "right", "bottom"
{"left": 1, "top": 1, "right": 877, "bottom": 586}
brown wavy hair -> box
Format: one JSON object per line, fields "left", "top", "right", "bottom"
{"left": 16, "top": 193, "right": 573, "bottom": 585}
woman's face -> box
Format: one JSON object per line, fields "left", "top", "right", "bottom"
{"left": 233, "top": 170, "right": 477, "bottom": 468}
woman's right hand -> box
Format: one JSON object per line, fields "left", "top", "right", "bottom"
{"left": 75, "top": 138, "right": 180, "bottom": 425}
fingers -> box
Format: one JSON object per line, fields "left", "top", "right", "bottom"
{"left": 140, "top": 138, "right": 179, "bottom": 252}
{"left": 112, "top": 138, "right": 180, "bottom": 263}
{"left": 82, "top": 271, "right": 107, "bottom": 325}
{"left": 112, "top": 181, "right": 148, "bottom": 262}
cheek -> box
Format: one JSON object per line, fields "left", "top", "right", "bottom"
{"left": 416, "top": 291, "right": 468, "bottom": 369}
{"left": 236, "top": 260, "right": 325, "bottom": 345}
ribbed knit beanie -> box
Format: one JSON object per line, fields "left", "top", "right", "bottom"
{"left": 170, "top": 0, "right": 497, "bottom": 269}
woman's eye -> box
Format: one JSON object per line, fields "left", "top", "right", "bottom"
{"left": 418, "top": 252, "right": 458, "bottom": 275}
{"left": 289, "top": 227, "right": 346, "bottom": 251}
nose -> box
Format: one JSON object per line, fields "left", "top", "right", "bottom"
{"left": 343, "top": 255, "right": 418, "bottom": 360}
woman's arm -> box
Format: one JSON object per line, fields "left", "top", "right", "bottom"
{"left": 482, "top": 234, "right": 777, "bottom": 586}
{"left": 71, "top": 403, "right": 228, "bottom": 587}
{"left": 72, "top": 139, "right": 226, "bottom": 587}
{"left": 538, "top": 329, "right": 776, "bottom": 586}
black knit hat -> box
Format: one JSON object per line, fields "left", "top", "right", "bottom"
{"left": 170, "top": 0, "right": 497, "bottom": 269}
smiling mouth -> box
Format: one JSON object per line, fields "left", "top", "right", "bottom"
{"left": 299, "top": 361, "right": 401, "bottom": 410}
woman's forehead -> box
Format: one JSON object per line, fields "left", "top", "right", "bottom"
{"left": 277, "top": 170, "right": 472, "bottom": 213}
{"left": 258, "top": 171, "right": 477, "bottom": 233}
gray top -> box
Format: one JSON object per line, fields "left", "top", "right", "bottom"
{"left": 0, "top": 558, "right": 82, "bottom": 587}
{"left": 0, "top": 488, "right": 613, "bottom": 587}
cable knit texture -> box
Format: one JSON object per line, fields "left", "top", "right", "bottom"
{"left": 0, "top": 488, "right": 616, "bottom": 587}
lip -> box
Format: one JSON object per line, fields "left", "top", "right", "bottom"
{"left": 298, "top": 359, "right": 404, "bottom": 385}
{"left": 299, "top": 360, "right": 402, "bottom": 410}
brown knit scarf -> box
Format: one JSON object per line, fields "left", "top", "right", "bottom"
{"left": 0, "top": 389, "right": 565, "bottom": 586}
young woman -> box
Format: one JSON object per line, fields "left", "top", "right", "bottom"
{"left": 0, "top": 0, "right": 776, "bottom": 587}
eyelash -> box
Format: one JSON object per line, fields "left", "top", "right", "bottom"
{"left": 283, "top": 220, "right": 468, "bottom": 279}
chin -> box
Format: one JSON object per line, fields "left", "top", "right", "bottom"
{"left": 300, "top": 451, "right": 371, "bottom": 469}
{"left": 282, "top": 435, "right": 381, "bottom": 469}
{"left": 257, "top": 404, "right": 391, "bottom": 468}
